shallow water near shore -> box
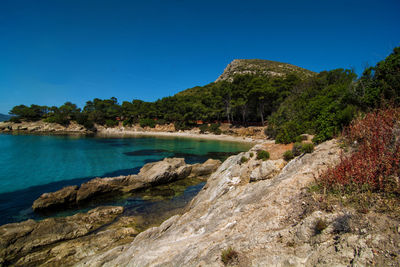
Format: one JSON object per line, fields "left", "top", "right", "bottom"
{"left": 0, "top": 134, "right": 251, "bottom": 225}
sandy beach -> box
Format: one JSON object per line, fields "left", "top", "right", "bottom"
{"left": 96, "top": 128, "right": 263, "bottom": 143}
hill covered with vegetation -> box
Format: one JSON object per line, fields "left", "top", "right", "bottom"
{"left": 6, "top": 47, "right": 400, "bottom": 144}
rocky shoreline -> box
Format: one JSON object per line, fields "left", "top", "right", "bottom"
{"left": 32, "top": 158, "right": 221, "bottom": 212}
{"left": 0, "top": 120, "right": 262, "bottom": 143}
{"left": 0, "top": 157, "right": 222, "bottom": 266}
{"left": 0, "top": 206, "right": 136, "bottom": 266}
{"left": 77, "top": 140, "right": 400, "bottom": 266}
{"left": 1, "top": 139, "right": 399, "bottom": 266}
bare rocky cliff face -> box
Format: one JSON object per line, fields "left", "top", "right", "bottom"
{"left": 215, "top": 59, "right": 316, "bottom": 82}
{"left": 78, "top": 140, "right": 400, "bottom": 266}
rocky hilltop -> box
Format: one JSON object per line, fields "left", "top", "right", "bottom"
{"left": 215, "top": 59, "right": 316, "bottom": 82}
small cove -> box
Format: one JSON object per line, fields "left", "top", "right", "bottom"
{"left": 0, "top": 133, "right": 251, "bottom": 225}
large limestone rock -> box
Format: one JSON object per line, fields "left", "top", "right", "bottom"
{"left": 138, "top": 158, "right": 190, "bottom": 184}
{"left": 32, "top": 158, "right": 218, "bottom": 212}
{"left": 190, "top": 159, "right": 221, "bottom": 179}
{"left": 249, "top": 159, "right": 286, "bottom": 181}
{"left": 0, "top": 206, "right": 124, "bottom": 266}
{"left": 75, "top": 176, "right": 132, "bottom": 203}
{"left": 80, "top": 140, "right": 377, "bottom": 267}
{"left": 32, "top": 185, "right": 79, "bottom": 211}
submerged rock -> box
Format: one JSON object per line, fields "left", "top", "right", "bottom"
{"left": 32, "top": 157, "right": 221, "bottom": 212}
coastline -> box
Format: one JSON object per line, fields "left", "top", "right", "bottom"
{"left": 95, "top": 128, "right": 261, "bottom": 143}
{"left": 0, "top": 121, "right": 264, "bottom": 143}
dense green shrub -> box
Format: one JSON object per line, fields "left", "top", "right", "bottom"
{"left": 122, "top": 119, "right": 131, "bottom": 127}
{"left": 292, "top": 142, "right": 303, "bottom": 156}
{"left": 199, "top": 124, "right": 208, "bottom": 133}
{"left": 275, "top": 121, "right": 303, "bottom": 144}
{"left": 283, "top": 150, "right": 294, "bottom": 161}
{"left": 257, "top": 150, "right": 270, "bottom": 160}
{"left": 240, "top": 156, "right": 248, "bottom": 163}
{"left": 174, "top": 121, "right": 192, "bottom": 131}
{"left": 75, "top": 114, "right": 95, "bottom": 129}
{"left": 82, "top": 120, "right": 94, "bottom": 130}
{"left": 140, "top": 118, "right": 156, "bottom": 128}
{"left": 301, "top": 143, "right": 314, "bottom": 153}
{"left": 44, "top": 113, "right": 69, "bottom": 126}
{"left": 209, "top": 123, "right": 222, "bottom": 135}
{"left": 294, "top": 135, "right": 304, "bottom": 143}
{"left": 264, "top": 125, "right": 276, "bottom": 138}
{"left": 8, "top": 117, "right": 21, "bottom": 123}
{"left": 105, "top": 119, "right": 118, "bottom": 128}
{"left": 156, "top": 119, "right": 166, "bottom": 125}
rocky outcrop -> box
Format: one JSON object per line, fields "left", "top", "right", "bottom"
{"left": 81, "top": 139, "right": 398, "bottom": 266}
{"left": 80, "top": 140, "right": 382, "bottom": 266}
{"left": 215, "top": 59, "right": 316, "bottom": 82}
{"left": 249, "top": 159, "right": 286, "bottom": 181}
{"left": 189, "top": 159, "right": 221, "bottom": 179}
{"left": 32, "top": 158, "right": 221, "bottom": 212}
{"left": 32, "top": 185, "right": 79, "bottom": 211}
{"left": 0, "top": 206, "right": 127, "bottom": 266}
{"left": 0, "top": 121, "right": 90, "bottom": 134}
{"left": 137, "top": 157, "right": 192, "bottom": 183}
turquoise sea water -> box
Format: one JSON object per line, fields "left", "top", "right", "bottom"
{"left": 0, "top": 134, "right": 251, "bottom": 225}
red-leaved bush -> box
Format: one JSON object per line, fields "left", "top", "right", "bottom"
{"left": 320, "top": 108, "right": 400, "bottom": 193}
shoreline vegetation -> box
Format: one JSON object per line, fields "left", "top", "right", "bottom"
{"left": 3, "top": 47, "right": 399, "bottom": 146}
{"left": 0, "top": 120, "right": 262, "bottom": 143}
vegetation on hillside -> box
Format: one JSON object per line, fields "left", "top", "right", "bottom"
{"left": 314, "top": 107, "right": 400, "bottom": 215}
{"left": 321, "top": 107, "right": 400, "bottom": 194}
{"left": 7, "top": 47, "right": 400, "bottom": 143}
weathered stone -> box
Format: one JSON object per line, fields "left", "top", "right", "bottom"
{"left": 0, "top": 121, "right": 90, "bottom": 134}
{"left": 13, "top": 215, "right": 138, "bottom": 266}
{"left": 138, "top": 157, "right": 187, "bottom": 184}
{"left": 190, "top": 159, "right": 221, "bottom": 178}
{"left": 79, "top": 140, "right": 352, "bottom": 267}
{"left": 32, "top": 185, "right": 79, "bottom": 211}
{"left": 32, "top": 158, "right": 204, "bottom": 212}
{"left": 0, "top": 206, "right": 123, "bottom": 265}
{"left": 75, "top": 176, "right": 127, "bottom": 203}
{"left": 249, "top": 159, "right": 286, "bottom": 181}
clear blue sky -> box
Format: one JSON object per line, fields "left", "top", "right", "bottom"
{"left": 0, "top": 0, "right": 399, "bottom": 114}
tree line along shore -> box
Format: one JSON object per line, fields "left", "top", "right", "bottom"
{"left": 5, "top": 47, "right": 399, "bottom": 144}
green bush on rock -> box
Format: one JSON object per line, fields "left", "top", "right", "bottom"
{"left": 257, "top": 150, "right": 270, "bottom": 160}
{"left": 283, "top": 150, "right": 294, "bottom": 161}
